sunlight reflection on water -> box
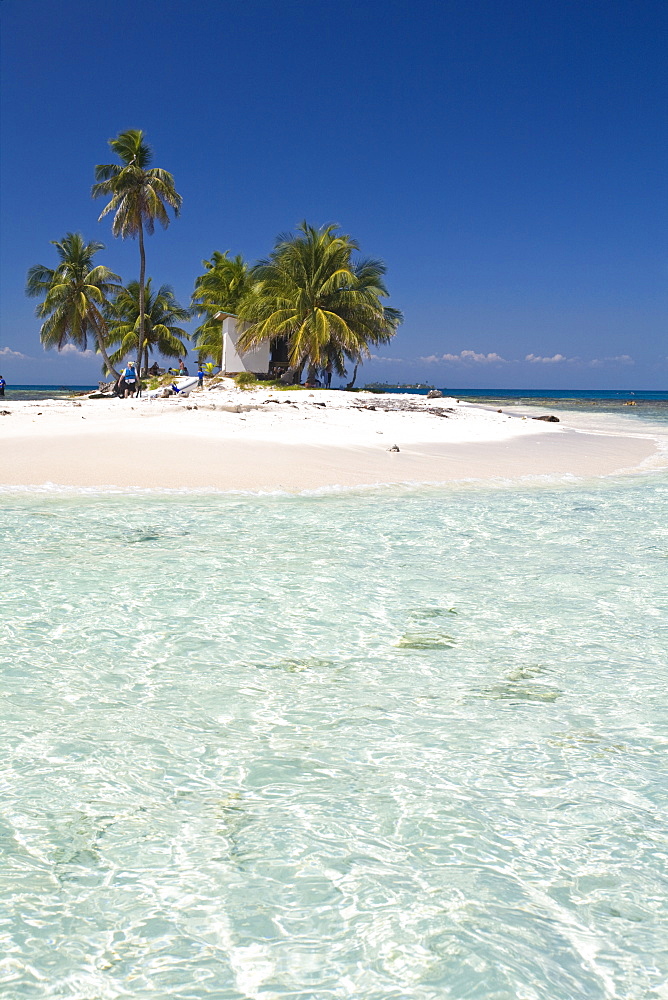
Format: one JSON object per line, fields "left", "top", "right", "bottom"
{"left": 1, "top": 478, "right": 667, "bottom": 998}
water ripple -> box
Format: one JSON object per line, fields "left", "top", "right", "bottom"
{"left": 1, "top": 479, "right": 667, "bottom": 998}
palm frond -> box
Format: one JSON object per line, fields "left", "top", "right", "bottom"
{"left": 236, "top": 222, "right": 401, "bottom": 374}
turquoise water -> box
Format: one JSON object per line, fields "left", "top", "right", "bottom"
{"left": 2, "top": 476, "right": 668, "bottom": 999}
{"left": 1, "top": 385, "right": 97, "bottom": 401}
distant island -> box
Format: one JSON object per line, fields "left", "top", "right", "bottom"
{"left": 364, "top": 382, "right": 436, "bottom": 391}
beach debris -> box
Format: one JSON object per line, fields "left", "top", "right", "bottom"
{"left": 532, "top": 414, "right": 560, "bottom": 422}
{"left": 427, "top": 389, "right": 443, "bottom": 398}
{"left": 0, "top": 410, "right": 10, "bottom": 416}
{"left": 388, "top": 444, "right": 400, "bottom": 452}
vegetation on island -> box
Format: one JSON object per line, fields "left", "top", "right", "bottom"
{"left": 106, "top": 279, "right": 190, "bottom": 371}
{"left": 191, "top": 252, "right": 251, "bottom": 368}
{"left": 26, "top": 131, "right": 402, "bottom": 387}
{"left": 92, "top": 129, "right": 182, "bottom": 375}
{"left": 25, "top": 233, "right": 123, "bottom": 379}
{"left": 237, "top": 222, "right": 402, "bottom": 384}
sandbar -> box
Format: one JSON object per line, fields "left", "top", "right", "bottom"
{"left": 0, "top": 386, "right": 661, "bottom": 491}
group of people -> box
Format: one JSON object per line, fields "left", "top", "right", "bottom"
{"left": 113, "top": 358, "right": 206, "bottom": 398}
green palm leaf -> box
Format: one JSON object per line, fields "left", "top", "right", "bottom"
{"left": 237, "top": 222, "right": 402, "bottom": 381}
{"left": 93, "top": 130, "right": 182, "bottom": 374}
{"left": 106, "top": 279, "right": 190, "bottom": 370}
{"left": 190, "top": 251, "right": 251, "bottom": 366}
{"left": 25, "top": 232, "right": 122, "bottom": 376}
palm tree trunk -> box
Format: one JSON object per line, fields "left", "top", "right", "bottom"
{"left": 97, "top": 340, "right": 120, "bottom": 380}
{"left": 293, "top": 354, "right": 308, "bottom": 385}
{"left": 135, "top": 221, "right": 146, "bottom": 383}
{"left": 346, "top": 362, "right": 359, "bottom": 389}
{"left": 91, "top": 310, "right": 120, "bottom": 379}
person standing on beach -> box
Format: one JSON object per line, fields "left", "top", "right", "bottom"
{"left": 0, "top": 376, "right": 5, "bottom": 398}
{"left": 197, "top": 366, "right": 205, "bottom": 389}
{"left": 122, "top": 362, "right": 137, "bottom": 398}
{"left": 324, "top": 363, "right": 332, "bottom": 388}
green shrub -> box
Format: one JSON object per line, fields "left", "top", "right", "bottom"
{"left": 235, "top": 371, "right": 257, "bottom": 388}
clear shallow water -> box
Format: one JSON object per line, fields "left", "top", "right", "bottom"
{"left": 2, "top": 480, "right": 668, "bottom": 999}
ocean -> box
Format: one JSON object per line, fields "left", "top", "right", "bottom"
{"left": 0, "top": 384, "right": 98, "bottom": 401}
{"left": 1, "top": 394, "right": 667, "bottom": 999}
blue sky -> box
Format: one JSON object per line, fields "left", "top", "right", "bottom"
{"left": 1, "top": 0, "right": 665, "bottom": 388}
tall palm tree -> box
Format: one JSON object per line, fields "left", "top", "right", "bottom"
{"left": 191, "top": 251, "right": 250, "bottom": 366}
{"left": 237, "top": 222, "right": 402, "bottom": 382}
{"left": 106, "top": 279, "right": 190, "bottom": 372}
{"left": 92, "top": 129, "right": 182, "bottom": 376}
{"left": 26, "top": 232, "right": 122, "bottom": 377}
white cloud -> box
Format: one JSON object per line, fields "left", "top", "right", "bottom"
{"left": 525, "top": 353, "right": 572, "bottom": 364}
{"left": 604, "top": 354, "right": 634, "bottom": 365}
{"left": 422, "top": 350, "right": 508, "bottom": 364}
{"left": 526, "top": 352, "right": 635, "bottom": 367}
{"left": 0, "top": 346, "right": 30, "bottom": 360}
{"left": 58, "top": 344, "right": 97, "bottom": 358}
{"left": 368, "top": 354, "right": 406, "bottom": 363}
{"left": 378, "top": 349, "right": 637, "bottom": 369}
{"left": 588, "top": 355, "right": 635, "bottom": 367}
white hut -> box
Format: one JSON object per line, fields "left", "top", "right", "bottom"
{"left": 213, "top": 312, "right": 270, "bottom": 375}
{"left": 213, "top": 312, "right": 290, "bottom": 376}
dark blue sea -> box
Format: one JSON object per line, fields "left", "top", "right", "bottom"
{"left": 2, "top": 384, "right": 97, "bottom": 401}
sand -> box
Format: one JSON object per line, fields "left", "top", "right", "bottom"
{"left": 0, "top": 385, "right": 662, "bottom": 491}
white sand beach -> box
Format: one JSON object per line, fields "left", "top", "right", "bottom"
{"left": 0, "top": 384, "right": 662, "bottom": 490}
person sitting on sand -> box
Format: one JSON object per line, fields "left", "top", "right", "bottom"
{"left": 122, "top": 362, "right": 137, "bottom": 398}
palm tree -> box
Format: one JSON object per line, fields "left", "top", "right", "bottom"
{"left": 237, "top": 222, "right": 402, "bottom": 383}
{"left": 26, "top": 232, "right": 122, "bottom": 377}
{"left": 191, "top": 251, "right": 250, "bottom": 366}
{"left": 106, "top": 279, "right": 190, "bottom": 372}
{"left": 92, "top": 129, "right": 182, "bottom": 376}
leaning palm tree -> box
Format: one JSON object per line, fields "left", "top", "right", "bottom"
{"left": 26, "top": 232, "right": 122, "bottom": 377}
{"left": 191, "top": 251, "right": 250, "bottom": 366}
{"left": 106, "top": 279, "right": 190, "bottom": 372}
{"left": 237, "top": 222, "right": 402, "bottom": 382}
{"left": 92, "top": 129, "right": 182, "bottom": 375}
